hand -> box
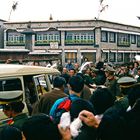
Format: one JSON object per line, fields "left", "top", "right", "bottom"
{"left": 58, "top": 124, "right": 71, "bottom": 140}
{"left": 79, "top": 110, "right": 100, "bottom": 128}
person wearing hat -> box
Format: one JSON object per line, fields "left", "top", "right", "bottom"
{"left": 95, "top": 77, "right": 138, "bottom": 140}
{"left": 117, "top": 76, "right": 137, "bottom": 96}
{"left": 90, "top": 68, "right": 99, "bottom": 85}
{"left": 104, "top": 66, "right": 120, "bottom": 97}
{"left": 0, "top": 91, "right": 28, "bottom": 131}
{"left": 113, "top": 76, "right": 137, "bottom": 111}
{"left": 83, "top": 67, "right": 94, "bottom": 87}
{"left": 2, "top": 101, "right": 28, "bottom": 131}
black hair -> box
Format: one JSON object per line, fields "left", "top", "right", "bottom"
{"left": 68, "top": 75, "right": 84, "bottom": 93}
{"left": 69, "top": 68, "right": 76, "bottom": 72}
{"left": 96, "top": 61, "right": 104, "bottom": 70}
{"left": 90, "top": 88, "right": 116, "bottom": 115}
{"left": 22, "top": 113, "right": 61, "bottom": 140}
{"left": 2, "top": 101, "right": 24, "bottom": 113}
{"left": 0, "top": 126, "right": 22, "bottom": 140}
{"left": 53, "top": 76, "right": 66, "bottom": 88}
{"left": 70, "top": 99, "right": 94, "bottom": 121}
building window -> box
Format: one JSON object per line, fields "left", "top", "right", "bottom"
{"left": 102, "top": 52, "right": 108, "bottom": 62}
{"left": 117, "top": 53, "right": 123, "bottom": 62}
{"left": 35, "top": 32, "right": 60, "bottom": 45}
{"left": 65, "top": 31, "right": 94, "bottom": 45}
{"left": 7, "top": 33, "right": 25, "bottom": 46}
{"left": 131, "top": 35, "right": 136, "bottom": 44}
{"left": 117, "top": 33, "right": 130, "bottom": 47}
{"left": 109, "top": 52, "right": 116, "bottom": 62}
{"left": 109, "top": 32, "right": 116, "bottom": 43}
{"left": 137, "top": 35, "right": 140, "bottom": 47}
{"left": 101, "top": 31, "right": 108, "bottom": 42}
{"left": 37, "top": 34, "right": 43, "bottom": 41}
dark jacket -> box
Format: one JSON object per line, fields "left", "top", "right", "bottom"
{"left": 11, "top": 113, "right": 28, "bottom": 130}
{"left": 80, "top": 84, "right": 92, "bottom": 101}
{"left": 104, "top": 76, "right": 120, "bottom": 97}
{"left": 32, "top": 89, "right": 67, "bottom": 115}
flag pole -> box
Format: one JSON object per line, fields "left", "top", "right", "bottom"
{"left": 97, "top": 0, "right": 108, "bottom": 20}
{"left": 8, "top": 1, "right": 18, "bottom": 21}
{"left": 8, "top": 8, "right": 13, "bottom": 21}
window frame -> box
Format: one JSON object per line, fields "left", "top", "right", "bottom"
{"left": 101, "top": 31, "right": 108, "bottom": 42}
{"left": 117, "top": 33, "right": 130, "bottom": 47}
{"left": 109, "top": 32, "right": 116, "bottom": 43}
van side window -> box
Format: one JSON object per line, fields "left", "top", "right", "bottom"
{"left": 33, "top": 74, "right": 50, "bottom": 96}
{"left": 0, "top": 78, "right": 22, "bottom": 91}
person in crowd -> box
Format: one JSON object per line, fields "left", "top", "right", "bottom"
{"left": 32, "top": 76, "right": 67, "bottom": 115}
{"left": 133, "top": 61, "right": 139, "bottom": 76}
{"left": 117, "top": 76, "right": 137, "bottom": 97}
{"left": 104, "top": 65, "right": 120, "bottom": 97}
{"left": 111, "top": 76, "right": 137, "bottom": 112}
{"left": 127, "top": 83, "right": 140, "bottom": 109}
{"left": 58, "top": 110, "right": 100, "bottom": 140}
{"left": 0, "top": 125, "right": 22, "bottom": 140}
{"left": 81, "top": 57, "right": 89, "bottom": 65}
{"left": 136, "top": 66, "right": 140, "bottom": 82}
{"left": 65, "top": 60, "right": 74, "bottom": 71}
{"left": 95, "top": 61, "right": 106, "bottom": 85}
{"left": 68, "top": 68, "right": 76, "bottom": 77}
{"left": 5, "top": 58, "right": 13, "bottom": 64}
{"left": 70, "top": 99, "right": 97, "bottom": 140}
{"left": 2, "top": 101, "right": 28, "bottom": 130}
{"left": 128, "top": 62, "right": 134, "bottom": 76}
{"left": 32, "top": 61, "right": 40, "bottom": 66}
{"left": 24, "top": 76, "right": 38, "bottom": 115}
{"left": 22, "top": 114, "right": 62, "bottom": 140}
{"left": 124, "top": 98, "right": 140, "bottom": 140}
{"left": 118, "top": 64, "right": 133, "bottom": 78}
{"left": 90, "top": 68, "right": 99, "bottom": 84}
{"left": 76, "top": 72, "right": 92, "bottom": 101}
{"left": 61, "top": 67, "right": 70, "bottom": 84}
{"left": 79, "top": 110, "right": 100, "bottom": 128}
{"left": 90, "top": 88, "right": 116, "bottom": 121}
{"left": 57, "top": 60, "right": 63, "bottom": 73}
{"left": 97, "top": 89, "right": 140, "bottom": 140}
{"left": 74, "top": 63, "right": 80, "bottom": 73}
{"left": 83, "top": 68, "right": 94, "bottom": 87}
{"left": 59, "top": 69, "right": 140, "bottom": 140}
{"left": 95, "top": 76, "right": 137, "bottom": 140}
{"left": 60, "top": 67, "right": 71, "bottom": 95}
{"left": 50, "top": 75, "right": 84, "bottom": 121}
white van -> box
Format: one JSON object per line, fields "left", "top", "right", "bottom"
{"left": 0, "top": 64, "right": 60, "bottom": 123}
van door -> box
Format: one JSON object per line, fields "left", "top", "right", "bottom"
{"left": 33, "top": 74, "right": 51, "bottom": 97}
{"left": 0, "top": 77, "right": 25, "bottom": 121}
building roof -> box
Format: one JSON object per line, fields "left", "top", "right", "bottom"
{"left": 0, "top": 19, "right": 6, "bottom": 22}
{"left": 4, "top": 19, "right": 140, "bottom": 28}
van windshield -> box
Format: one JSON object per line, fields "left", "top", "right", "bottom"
{"left": 0, "top": 78, "right": 22, "bottom": 91}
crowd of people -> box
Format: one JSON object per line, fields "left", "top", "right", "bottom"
{"left": 1, "top": 59, "right": 140, "bottom": 140}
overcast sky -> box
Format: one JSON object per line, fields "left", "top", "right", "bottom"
{"left": 0, "top": 0, "right": 140, "bottom": 26}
